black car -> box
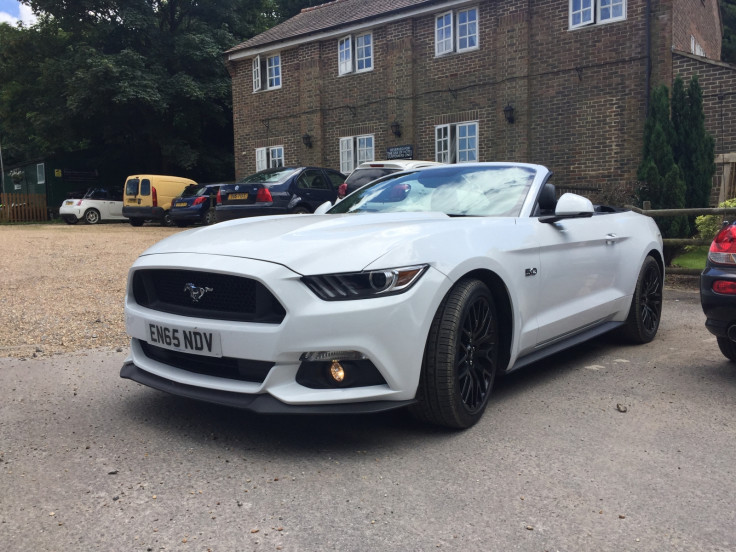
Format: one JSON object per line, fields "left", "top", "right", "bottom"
{"left": 169, "top": 183, "right": 222, "bottom": 227}
{"left": 700, "top": 221, "right": 736, "bottom": 360}
{"left": 215, "top": 167, "right": 345, "bottom": 222}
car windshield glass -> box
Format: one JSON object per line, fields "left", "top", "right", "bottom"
{"left": 240, "top": 169, "right": 297, "bottom": 184}
{"left": 329, "top": 165, "right": 537, "bottom": 217}
{"left": 180, "top": 184, "right": 203, "bottom": 198}
{"left": 83, "top": 188, "right": 108, "bottom": 200}
{"left": 345, "top": 168, "right": 398, "bottom": 188}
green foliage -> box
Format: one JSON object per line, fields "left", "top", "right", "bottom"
{"left": 0, "top": 0, "right": 275, "bottom": 181}
{"left": 695, "top": 198, "right": 736, "bottom": 240}
{"left": 637, "top": 77, "right": 716, "bottom": 264}
{"left": 723, "top": 0, "right": 736, "bottom": 63}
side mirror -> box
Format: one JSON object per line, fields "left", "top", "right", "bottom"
{"left": 314, "top": 201, "right": 332, "bottom": 215}
{"left": 539, "top": 193, "right": 594, "bottom": 223}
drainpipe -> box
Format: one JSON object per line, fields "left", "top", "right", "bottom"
{"left": 645, "top": 0, "right": 652, "bottom": 115}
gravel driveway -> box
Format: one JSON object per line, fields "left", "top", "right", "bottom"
{"left": 0, "top": 223, "right": 182, "bottom": 358}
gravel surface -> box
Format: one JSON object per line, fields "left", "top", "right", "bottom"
{"left": 1, "top": 222, "right": 700, "bottom": 358}
{"left": 0, "top": 223, "right": 182, "bottom": 358}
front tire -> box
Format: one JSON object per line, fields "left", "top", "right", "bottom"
{"left": 129, "top": 218, "right": 144, "bottom": 227}
{"left": 84, "top": 209, "right": 100, "bottom": 224}
{"left": 411, "top": 279, "right": 499, "bottom": 429}
{"left": 717, "top": 337, "right": 736, "bottom": 362}
{"left": 620, "top": 255, "right": 662, "bottom": 344}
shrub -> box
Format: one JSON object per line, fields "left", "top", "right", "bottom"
{"left": 695, "top": 198, "right": 736, "bottom": 240}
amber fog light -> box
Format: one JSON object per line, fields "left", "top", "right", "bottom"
{"left": 330, "top": 360, "right": 345, "bottom": 382}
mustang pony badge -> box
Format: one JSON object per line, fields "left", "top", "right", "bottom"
{"left": 183, "top": 282, "right": 213, "bottom": 303}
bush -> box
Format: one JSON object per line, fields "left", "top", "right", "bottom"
{"left": 695, "top": 198, "right": 736, "bottom": 240}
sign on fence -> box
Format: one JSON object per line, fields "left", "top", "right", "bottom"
{"left": 0, "top": 193, "right": 47, "bottom": 223}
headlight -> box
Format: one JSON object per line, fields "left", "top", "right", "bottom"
{"left": 302, "top": 264, "right": 428, "bottom": 300}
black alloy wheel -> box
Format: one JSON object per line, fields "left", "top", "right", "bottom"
{"left": 411, "top": 278, "right": 499, "bottom": 429}
{"left": 620, "top": 256, "right": 662, "bottom": 343}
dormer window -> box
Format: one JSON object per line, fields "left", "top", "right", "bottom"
{"left": 338, "top": 32, "right": 373, "bottom": 76}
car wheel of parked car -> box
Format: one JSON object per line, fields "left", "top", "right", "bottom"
{"left": 204, "top": 209, "right": 216, "bottom": 225}
{"left": 716, "top": 337, "right": 736, "bottom": 361}
{"left": 162, "top": 211, "right": 175, "bottom": 227}
{"left": 84, "top": 209, "right": 101, "bottom": 225}
{"left": 129, "top": 219, "right": 144, "bottom": 227}
{"left": 620, "top": 256, "right": 662, "bottom": 344}
{"left": 411, "top": 279, "right": 499, "bottom": 429}
{"left": 291, "top": 206, "right": 311, "bottom": 215}
{"left": 62, "top": 216, "right": 78, "bottom": 225}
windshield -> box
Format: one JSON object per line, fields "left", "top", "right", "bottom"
{"left": 240, "top": 168, "right": 298, "bottom": 184}
{"left": 329, "top": 165, "right": 537, "bottom": 217}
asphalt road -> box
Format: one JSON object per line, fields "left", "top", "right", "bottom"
{"left": 1, "top": 287, "right": 735, "bottom": 552}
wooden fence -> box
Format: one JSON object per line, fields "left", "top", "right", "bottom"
{"left": 626, "top": 203, "right": 736, "bottom": 275}
{"left": 0, "top": 193, "right": 48, "bottom": 223}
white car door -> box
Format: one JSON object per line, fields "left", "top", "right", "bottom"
{"left": 533, "top": 213, "right": 627, "bottom": 346}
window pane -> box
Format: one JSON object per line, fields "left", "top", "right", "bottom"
{"left": 340, "top": 137, "right": 355, "bottom": 174}
{"left": 252, "top": 56, "right": 261, "bottom": 92}
{"left": 356, "top": 33, "right": 372, "bottom": 71}
{"left": 339, "top": 37, "right": 352, "bottom": 75}
{"left": 435, "top": 12, "right": 453, "bottom": 55}
{"left": 435, "top": 125, "right": 450, "bottom": 163}
{"left": 357, "top": 135, "right": 374, "bottom": 164}
{"left": 458, "top": 8, "right": 477, "bottom": 51}
{"left": 270, "top": 146, "right": 284, "bottom": 168}
{"left": 267, "top": 55, "right": 281, "bottom": 88}
{"left": 457, "top": 123, "right": 478, "bottom": 164}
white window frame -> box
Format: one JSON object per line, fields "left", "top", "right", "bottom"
{"left": 255, "top": 148, "right": 267, "bottom": 171}
{"left": 435, "top": 125, "right": 450, "bottom": 163}
{"left": 36, "top": 163, "right": 45, "bottom": 185}
{"left": 338, "top": 36, "right": 353, "bottom": 75}
{"left": 435, "top": 7, "right": 478, "bottom": 56}
{"left": 435, "top": 11, "right": 454, "bottom": 56}
{"left": 252, "top": 56, "right": 261, "bottom": 92}
{"left": 340, "top": 134, "right": 374, "bottom": 173}
{"left": 255, "top": 146, "right": 284, "bottom": 170}
{"left": 338, "top": 32, "right": 373, "bottom": 76}
{"left": 570, "top": 0, "right": 625, "bottom": 30}
{"left": 456, "top": 8, "right": 478, "bottom": 52}
{"left": 355, "top": 33, "right": 373, "bottom": 73}
{"left": 434, "top": 122, "right": 478, "bottom": 164}
{"left": 267, "top": 54, "right": 281, "bottom": 89}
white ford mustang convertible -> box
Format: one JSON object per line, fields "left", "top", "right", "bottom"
{"left": 121, "top": 163, "right": 663, "bottom": 428}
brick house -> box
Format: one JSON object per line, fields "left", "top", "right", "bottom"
{"left": 225, "top": 0, "right": 730, "bottom": 203}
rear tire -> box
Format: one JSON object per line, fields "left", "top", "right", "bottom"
{"left": 620, "top": 256, "right": 662, "bottom": 344}
{"left": 63, "top": 216, "right": 78, "bottom": 225}
{"left": 129, "top": 219, "right": 144, "bottom": 227}
{"left": 410, "top": 279, "right": 499, "bottom": 429}
{"left": 84, "top": 209, "right": 100, "bottom": 224}
{"left": 162, "top": 211, "right": 174, "bottom": 227}
{"left": 204, "top": 209, "right": 216, "bottom": 225}
{"left": 717, "top": 337, "right": 736, "bottom": 362}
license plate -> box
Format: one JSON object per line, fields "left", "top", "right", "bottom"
{"left": 175, "top": 202, "right": 187, "bottom": 207}
{"left": 146, "top": 322, "right": 222, "bottom": 357}
{"left": 64, "top": 200, "right": 74, "bottom": 205}
{"left": 228, "top": 193, "right": 248, "bottom": 200}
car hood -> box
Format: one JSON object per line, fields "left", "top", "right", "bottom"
{"left": 140, "top": 212, "right": 465, "bottom": 275}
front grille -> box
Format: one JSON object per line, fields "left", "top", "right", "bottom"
{"left": 132, "top": 269, "right": 286, "bottom": 323}
{"left": 140, "top": 341, "right": 274, "bottom": 383}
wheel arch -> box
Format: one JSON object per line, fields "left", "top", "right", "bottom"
{"left": 648, "top": 248, "right": 664, "bottom": 276}
{"left": 456, "top": 268, "right": 513, "bottom": 374}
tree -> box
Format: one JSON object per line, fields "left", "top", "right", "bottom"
{"left": 638, "top": 77, "right": 716, "bottom": 265}
{"left": 722, "top": 0, "right": 736, "bottom": 63}
{"left": 0, "top": 1, "right": 275, "bottom": 181}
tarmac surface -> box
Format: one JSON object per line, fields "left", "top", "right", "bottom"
{"left": 1, "top": 287, "right": 735, "bottom": 551}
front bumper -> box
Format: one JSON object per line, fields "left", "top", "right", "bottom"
{"left": 700, "top": 265, "right": 736, "bottom": 338}
{"left": 123, "top": 252, "right": 450, "bottom": 409}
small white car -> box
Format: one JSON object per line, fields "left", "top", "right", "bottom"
{"left": 121, "top": 163, "right": 663, "bottom": 429}
{"left": 342, "top": 160, "right": 444, "bottom": 195}
{"left": 60, "top": 187, "right": 126, "bottom": 224}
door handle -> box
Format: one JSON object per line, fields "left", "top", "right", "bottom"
{"left": 606, "top": 233, "right": 618, "bottom": 245}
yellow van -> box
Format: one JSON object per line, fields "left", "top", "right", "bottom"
{"left": 122, "top": 174, "right": 197, "bottom": 226}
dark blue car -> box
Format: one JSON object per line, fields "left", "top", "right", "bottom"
{"left": 215, "top": 167, "right": 345, "bottom": 223}
{"left": 169, "top": 183, "right": 223, "bottom": 227}
{"left": 701, "top": 221, "right": 736, "bottom": 360}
